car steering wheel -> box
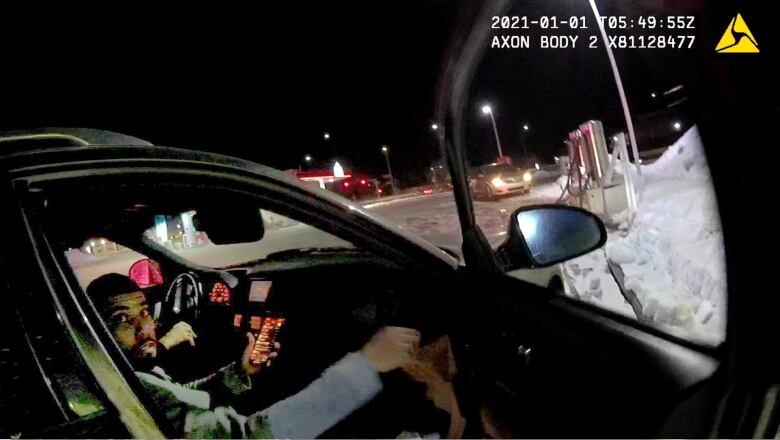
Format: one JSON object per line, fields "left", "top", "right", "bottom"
{"left": 155, "top": 272, "right": 204, "bottom": 326}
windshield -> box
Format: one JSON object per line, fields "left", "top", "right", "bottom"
{"left": 142, "top": 209, "right": 353, "bottom": 268}
{"left": 484, "top": 164, "right": 520, "bottom": 175}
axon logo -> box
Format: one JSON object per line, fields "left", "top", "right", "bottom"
{"left": 715, "top": 13, "right": 759, "bottom": 53}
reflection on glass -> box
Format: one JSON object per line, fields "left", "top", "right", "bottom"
{"left": 516, "top": 208, "right": 600, "bottom": 266}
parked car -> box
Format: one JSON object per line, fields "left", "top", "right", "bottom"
{"left": 326, "top": 176, "right": 380, "bottom": 200}
{"left": 417, "top": 182, "right": 452, "bottom": 196}
{"left": 469, "top": 163, "right": 533, "bottom": 201}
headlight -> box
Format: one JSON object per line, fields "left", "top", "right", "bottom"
{"left": 523, "top": 172, "right": 532, "bottom": 182}
{"left": 490, "top": 177, "right": 506, "bottom": 188}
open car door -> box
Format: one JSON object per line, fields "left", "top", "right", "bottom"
{"left": 436, "top": 2, "right": 736, "bottom": 437}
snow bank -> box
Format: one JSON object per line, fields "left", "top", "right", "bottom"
{"left": 561, "top": 249, "right": 636, "bottom": 318}
{"left": 564, "top": 126, "right": 727, "bottom": 345}
{"left": 642, "top": 126, "right": 711, "bottom": 181}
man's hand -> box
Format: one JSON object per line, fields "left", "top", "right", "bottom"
{"left": 403, "top": 361, "right": 457, "bottom": 412}
{"left": 361, "top": 326, "right": 420, "bottom": 373}
{"left": 158, "top": 321, "right": 197, "bottom": 350}
{"left": 404, "top": 361, "right": 466, "bottom": 439}
{"left": 241, "top": 332, "right": 281, "bottom": 376}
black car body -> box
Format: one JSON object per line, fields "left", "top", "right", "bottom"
{"left": 0, "top": 127, "right": 748, "bottom": 438}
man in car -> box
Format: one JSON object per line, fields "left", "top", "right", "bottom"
{"left": 87, "top": 273, "right": 421, "bottom": 438}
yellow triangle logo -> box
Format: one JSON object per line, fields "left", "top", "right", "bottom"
{"left": 716, "top": 13, "right": 759, "bottom": 53}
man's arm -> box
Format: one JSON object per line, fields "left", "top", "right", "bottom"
{"left": 248, "top": 351, "right": 382, "bottom": 438}
{"left": 246, "top": 326, "right": 420, "bottom": 439}
{"left": 180, "top": 361, "right": 253, "bottom": 408}
{"left": 180, "top": 333, "right": 276, "bottom": 401}
{"left": 141, "top": 327, "right": 419, "bottom": 439}
{"left": 181, "top": 351, "right": 383, "bottom": 439}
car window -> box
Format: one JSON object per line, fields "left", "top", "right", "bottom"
{"left": 460, "top": 1, "right": 725, "bottom": 346}
{"left": 33, "top": 179, "right": 356, "bottom": 428}
{"left": 141, "top": 209, "right": 353, "bottom": 269}
{"left": 67, "top": 241, "right": 149, "bottom": 289}
{"left": 294, "top": 145, "right": 465, "bottom": 254}
{"left": 38, "top": 176, "right": 462, "bottom": 438}
{"left": 64, "top": 210, "right": 354, "bottom": 290}
{"left": 485, "top": 164, "right": 520, "bottom": 175}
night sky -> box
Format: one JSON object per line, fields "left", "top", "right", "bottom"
{"left": 2, "top": 0, "right": 770, "bottom": 186}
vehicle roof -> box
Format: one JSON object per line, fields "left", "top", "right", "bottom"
{"left": 0, "top": 127, "right": 153, "bottom": 151}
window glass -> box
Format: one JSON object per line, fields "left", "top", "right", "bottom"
{"left": 141, "top": 209, "right": 352, "bottom": 268}
{"left": 43, "top": 179, "right": 457, "bottom": 439}
{"left": 464, "top": 0, "right": 726, "bottom": 345}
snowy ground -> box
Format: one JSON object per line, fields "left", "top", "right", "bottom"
{"left": 367, "top": 126, "right": 726, "bottom": 344}
{"left": 367, "top": 184, "right": 562, "bottom": 249}
{"left": 563, "top": 126, "right": 726, "bottom": 345}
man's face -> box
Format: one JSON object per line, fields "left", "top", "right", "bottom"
{"left": 106, "top": 291, "right": 159, "bottom": 359}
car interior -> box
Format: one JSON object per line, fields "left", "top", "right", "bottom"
{"left": 18, "top": 166, "right": 725, "bottom": 438}
{"left": 35, "top": 178, "right": 459, "bottom": 438}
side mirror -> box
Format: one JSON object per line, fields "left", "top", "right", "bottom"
{"left": 129, "top": 258, "right": 164, "bottom": 288}
{"left": 497, "top": 205, "right": 607, "bottom": 269}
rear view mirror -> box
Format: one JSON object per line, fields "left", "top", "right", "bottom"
{"left": 497, "top": 205, "right": 607, "bottom": 269}
{"left": 193, "top": 207, "right": 264, "bottom": 245}
{"left": 129, "top": 258, "right": 164, "bottom": 288}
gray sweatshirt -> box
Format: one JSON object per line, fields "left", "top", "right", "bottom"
{"left": 136, "top": 351, "right": 382, "bottom": 438}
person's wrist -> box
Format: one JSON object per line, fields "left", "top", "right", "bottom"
{"left": 360, "top": 347, "right": 372, "bottom": 366}
{"left": 158, "top": 335, "right": 172, "bottom": 350}
{"left": 360, "top": 347, "right": 382, "bottom": 372}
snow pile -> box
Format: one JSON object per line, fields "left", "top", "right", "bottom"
{"left": 642, "top": 126, "right": 711, "bottom": 181}
{"left": 567, "top": 126, "right": 727, "bottom": 344}
{"left": 561, "top": 249, "right": 636, "bottom": 318}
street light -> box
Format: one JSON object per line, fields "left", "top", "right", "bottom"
{"left": 431, "top": 123, "right": 439, "bottom": 131}
{"left": 673, "top": 121, "right": 682, "bottom": 131}
{"left": 480, "top": 104, "right": 503, "bottom": 158}
{"left": 299, "top": 154, "right": 313, "bottom": 171}
{"left": 381, "top": 145, "right": 396, "bottom": 195}
{"left": 323, "top": 132, "right": 331, "bottom": 140}
{"left": 520, "top": 123, "right": 530, "bottom": 165}
{"left": 651, "top": 92, "right": 657, "bottom": 98}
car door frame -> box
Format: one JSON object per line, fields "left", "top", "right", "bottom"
{"left": 432, "top": 0, "right": 738, "bottom": 436}
{"left": 5, "top": 146, "right": 463, "bottom": 436}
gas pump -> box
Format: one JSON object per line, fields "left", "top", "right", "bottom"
{"left": 562, "top": 120, "right": 637, "bottom": 222}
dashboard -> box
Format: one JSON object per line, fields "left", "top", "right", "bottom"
{"left": 154, "top": 254, "right": 451, "bottom": 437}
{"left": 179, "top": 255, "right": 442, "bottom": 377}
{"left": 202, "top": 276, "right": 286, "bottom": 366}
